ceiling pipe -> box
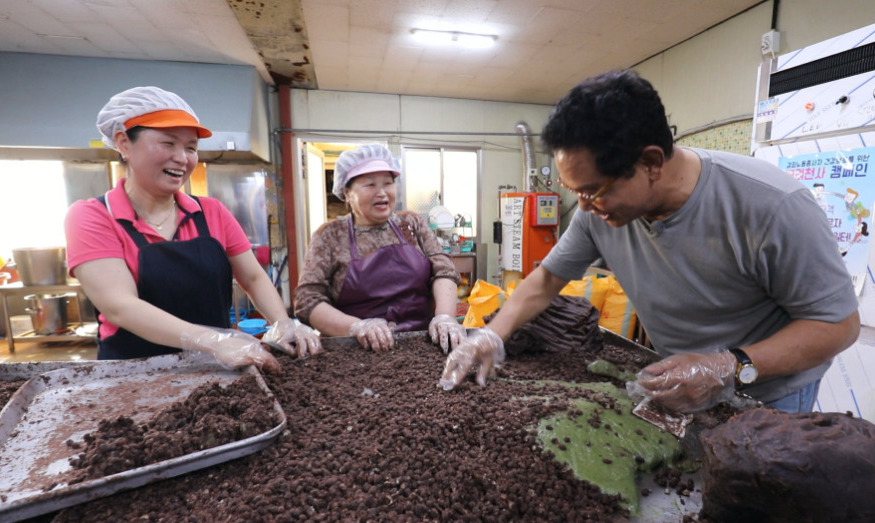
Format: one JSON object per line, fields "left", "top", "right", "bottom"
{"left": 277, "top": 83, "right": 300, "bottom": 307}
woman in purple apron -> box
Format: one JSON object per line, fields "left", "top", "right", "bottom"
{"left": 294, "top": 145, "right": 466, "bottom": 352}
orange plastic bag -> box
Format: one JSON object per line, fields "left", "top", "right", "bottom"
{"left": 463, "top": 279, "right": 505, "bottom": 328}
{"left": 598, "top": 277, "right": 638, "bottom": 339}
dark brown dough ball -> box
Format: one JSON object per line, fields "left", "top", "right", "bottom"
{"left": 700, "top": 407, "right": 875, "bottom": 522}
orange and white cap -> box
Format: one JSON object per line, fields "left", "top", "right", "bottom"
{"left": 96, "top": 86, "right": 212, "bottom": 149}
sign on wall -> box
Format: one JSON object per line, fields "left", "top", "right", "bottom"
{"left": 499, "top": 195, "right": 524, "bottom": 272}
{"left": 778, "top": 147, "right": 875, "bottom": 295}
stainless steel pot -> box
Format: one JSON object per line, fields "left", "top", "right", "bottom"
{"left": 24, "top": 293, "right": 75, "bottom": 335}
{"left": 13, "top": 247, "right": 67, "bottom": 286}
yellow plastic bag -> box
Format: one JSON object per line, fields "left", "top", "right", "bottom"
{"left": 463, "top": 279, "right": 505, "bottom": 328}
{"left": 560, "top": 275, "right": 610, "bottom": 310}
{"left": 598, "top": 277, "right": 638, "bottom": 339}
{"left": 560, "top": 279, "right": 587, "bottom": 297}
{"left": 505, "top": 279, "right": 519, "bottom": 297}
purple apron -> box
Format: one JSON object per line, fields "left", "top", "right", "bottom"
{"left": 335, "top": 216, "right": 432, "bottom": 331}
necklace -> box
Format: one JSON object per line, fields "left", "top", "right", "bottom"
{"left": 143, "top": 201, "right": 177, "bottom": 230}
{"left": 125, "top": 184, "right": 177, "bottom": 230}
{"left": 131, "top": 198, "right": 177, "bottom": 230}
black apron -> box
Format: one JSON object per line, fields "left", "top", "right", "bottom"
{"left": 96, "top": 195, "right": 232, "bottom": 359}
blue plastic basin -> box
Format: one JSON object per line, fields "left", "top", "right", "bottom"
{"left": 237, "top": 318, "right": 268, "bottom": 336}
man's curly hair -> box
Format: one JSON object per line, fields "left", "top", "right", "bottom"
{"left": 541, "top": 70, "right": 674, "bottom": 178}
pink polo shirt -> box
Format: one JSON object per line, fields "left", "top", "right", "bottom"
{"left": 65, "top": 178, "right": 251, "bottom": 338}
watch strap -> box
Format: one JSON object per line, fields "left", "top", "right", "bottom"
{"left": 728, "top": 347, "right": 752, "bottom": 366}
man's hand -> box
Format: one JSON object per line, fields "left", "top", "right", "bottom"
{"left": 428, "top": 314, "right": 467, "bottom": 353}
{"left": 263, "top": 318, "right": 322, "bottom": 358}
{"left": 438, "top": 327, "right": 505, "bottom": 390}
{"left": 634, "top": 351, "right": 736, "bottom": 412}
{"left": 348, "top": 318, "right": 395, "bottom": 352}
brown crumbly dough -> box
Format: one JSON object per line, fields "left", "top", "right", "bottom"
{"left": 54, "top": 335, "right": 634, "bottom": 522}
{"left": 492, "top": 295, "right": 604, "bottom": 356}
{"left": 700, "top": 407, "right": 875, "bottom": 522}
{"left": 0, "top": 379, "right": 27, "bottom": 408}
{"left": 67, "top": 374, "right": 279, "bottom": 483}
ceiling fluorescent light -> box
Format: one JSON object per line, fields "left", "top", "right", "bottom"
{"left": 455, "top": 32, "right": 497, "bottom": 49}
{"left": 411, "top": 28, "right": 497, "bottom": 48}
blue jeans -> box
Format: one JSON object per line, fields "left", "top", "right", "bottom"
{"left": 765, "top": 379, "right": 821, "bottom": 413}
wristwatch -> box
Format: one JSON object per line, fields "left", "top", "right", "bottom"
{"left": 728, "top": 347, "right": 758, "bottom": 387}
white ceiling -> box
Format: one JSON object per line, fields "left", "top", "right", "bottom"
{"left": 0, "top": 0, "right": 763, "bottom": 105}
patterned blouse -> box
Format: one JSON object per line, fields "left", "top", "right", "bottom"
{"left": 294, "top": 211, "right": 459, "bottom": 324}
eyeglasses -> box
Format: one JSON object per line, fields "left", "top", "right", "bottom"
{"left": 558, "top": 176, "right": 618, "bottom": 202}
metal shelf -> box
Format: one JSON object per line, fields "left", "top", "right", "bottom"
{"left": 11, "top": 323, "right": 96, "bottom": 344}
{"left": 0, "top": 282, "right": 93, "bottom": 353}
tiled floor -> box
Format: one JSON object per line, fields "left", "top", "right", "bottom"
{"left": 0, "top": 339, "right": 98, "bottom": 363}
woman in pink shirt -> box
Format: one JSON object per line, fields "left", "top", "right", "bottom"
{"left": 65, "top": 86, "right": 319, "bottom": 369}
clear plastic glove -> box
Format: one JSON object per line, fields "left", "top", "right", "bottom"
{"left": 348, "top": 318, "right": 395, "bottom": 352}
{"left": 263, "top": 318, "right": 322, "bottom": 358}
{"left": 181, "top": 327, "right": 281, "bottom": 373}
{"left": 438, "top": 327, "right": 505, "bottom": 390}
{"left": 428, "top": 314, "right": 467, "bottom": 353}
{"left": 633, "top": 351, "right": 736, "bottom": 413}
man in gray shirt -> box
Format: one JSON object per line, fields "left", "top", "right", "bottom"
{"left": 439, "top": 70, "right": 860, "bottom": 413}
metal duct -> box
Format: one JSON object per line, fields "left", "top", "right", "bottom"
{"left": 515, "top": 121, "right": 535, "bottom": 192}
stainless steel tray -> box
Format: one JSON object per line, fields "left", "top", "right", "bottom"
{"left": 317, "top": 329, "right": 442, "bottom": 350}
{"left": 0, "top": 353, "right": 286, "bottom": 522}
{"left": 0, "top": 359, "right": 94, "bottom": 380}
{"left": 321, "top": 327, "right": 700, "bottom": 519}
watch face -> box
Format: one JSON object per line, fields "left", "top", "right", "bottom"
{"left": 738, "top": 365, "right": 758, "bottom": 384}
{"left": 540, "top": 166, "right": 551, "bottom": 176}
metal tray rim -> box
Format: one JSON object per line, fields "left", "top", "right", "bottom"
{"left": 0, "top": 357, "right": 286, "bottom": 522}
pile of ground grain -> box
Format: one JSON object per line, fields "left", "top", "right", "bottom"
{"left": 0, "top": 379, "right": 27, "bottom": 408}
{"left": 68, "top": 374, "right": 279, "bottom": 482}
{"left": 55, "top": 335, "right": 634, "bottom": 522}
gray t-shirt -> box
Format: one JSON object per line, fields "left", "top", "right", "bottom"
{"left": 542, "top": 148, "right": 858, "bottom": 402}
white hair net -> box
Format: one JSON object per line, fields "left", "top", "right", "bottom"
{"left": 96, "top": 86, "right": 207, "bottom": 149}
{"left": 332, "top": 144, "right": 402, "bottom": 201}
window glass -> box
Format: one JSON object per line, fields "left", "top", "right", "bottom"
{"left": 403, "top": 148, "right": 477, "bottom": 229}
{"left": 403, "top": 149, "right": 442, "bottom": 213}
{"left": 442, "top": 150, "right": 478, "bottom": 231}
{"left": 0, "top": 160, "right": 68, "bottom": 260}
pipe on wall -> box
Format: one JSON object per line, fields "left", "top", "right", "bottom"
{"left": 771, "top": 0, "right": 780, "bottom": 30}
{"left": 277, "top": 83, "right": 300, "bottom": 306}
{"left": 515, "top": 121, "right": 535, "bottom": 192}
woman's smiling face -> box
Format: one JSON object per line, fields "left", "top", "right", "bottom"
{"left": 117, "top": 127, "right": 199, "bottom": 193}
{"left": 346, "top": 171, "right": 397, "bottom": 226}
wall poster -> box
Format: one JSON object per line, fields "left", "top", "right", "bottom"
{"left": 778, "top": 146, "right": 875, "bottom": 295}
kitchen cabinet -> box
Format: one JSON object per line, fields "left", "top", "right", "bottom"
{"left": 0, "top": 282, "right": 95, "bottom": 353}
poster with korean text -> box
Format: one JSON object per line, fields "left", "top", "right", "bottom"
{"left": 779, "top": 147, "right": 875, "bottom": 295}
